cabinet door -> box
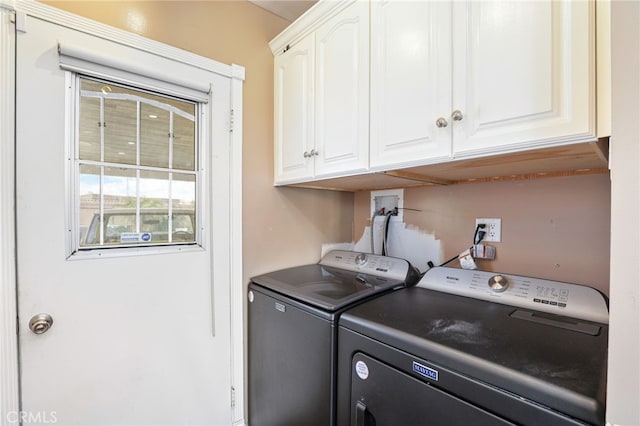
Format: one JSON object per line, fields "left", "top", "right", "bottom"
{"left": 452, "top": 0, "right": 595, "bottom": 156}
{"left": 315, "top": 1, "right": 369, "bottom": 178}
{"left": 274, "top": 35, "right": 315, "bottom": 184}
{"left": 370, "top": 0, "right": 452, "bottom": 170}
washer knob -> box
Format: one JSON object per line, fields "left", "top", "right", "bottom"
{"left": 488, "top": 275, "right": 509, "bottom": 293}
{"left": 355, "top": 253, "right": 368, "bottom": 266}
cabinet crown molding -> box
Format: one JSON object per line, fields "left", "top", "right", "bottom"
{"left": 269, "top": 0, "right": 357, "bottom": 55}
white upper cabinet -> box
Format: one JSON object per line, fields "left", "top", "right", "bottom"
{"left": 369, "top": 1, "right": 452, "bottom": 169}
{"left": 273, "top": 1, "right": 369, "bottom": 184}
{"left": 274, "top": 34, "right": 315, "bottom": 183}
{"left": 271, "top": 0, "right": 599, "bottom": 186}
{"left": 452, "top": 0, "right": 595, "bottom": 156}
{"left": 372, "top": 0, "right": 595, "bottom": 166}
{"left": 315, "top": 0, "right": 369, "bottom": 177}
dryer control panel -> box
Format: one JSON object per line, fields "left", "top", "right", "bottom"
{"left": 320, "top": 250, "right": 416, "bottom": 282}
{"left": 418, "top": 267, "right": 609, "bottom": 324}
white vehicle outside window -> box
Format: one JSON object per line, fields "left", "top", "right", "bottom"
{"left": 75, "top": 77, "right": 200, "bottom": 250}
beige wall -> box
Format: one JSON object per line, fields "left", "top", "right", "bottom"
{"left": 42, "top": 1, "right": 355, "bottom": 282}
{"left": 355, "top": 173, "right": 611, "bottom": 295}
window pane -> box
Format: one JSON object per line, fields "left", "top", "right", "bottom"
{"left": 79, "top": 164, "right": 100, "bottom": 245}
{"left": 76, "top": 76, "right": 198, "bottom": 250}
{"left": 140, "top": 103, "right": 170, "bottom": 169}
{"left": 78, "top": 94, "right": 101, "bottom": 162}
{"left": 103, "top": 167, "right": 137, "bottom": 245}
{"left": 104, "top": 98, "right": 137, "bottom": 165}
{"left": 172, "top": 174, "right": 196, "bottom": 242}
{"left": 104, "top": 211, "right": 137, "bottom": 244}
{"left": 138, "top": 170, "right": 170, "bottom": 243}
{"left": 104, "top": 167, "right": 137, "bottom": 204}
{"left": 172, "top": 173, "right": 196, "bottom": 209}
{"left": 173, "top": 114, "right": 196, "bottom": 171}
{"left": 139, "top": 170, "right": 169, "bottom": 207}
{"left": 172, "top": 211, "right": 195, "bottom": 242}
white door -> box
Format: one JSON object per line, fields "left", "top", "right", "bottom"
{"left": 15, "top": 14, "right": 235, "bottom": 425}
{"left": 314, "top": 1, "right": 369, "bottom": 178}
{"left": 274, "top": 34, "right": 315, "bottom": 184}
{"left": 369, "top": 0, "right": 452, "bottom": 170}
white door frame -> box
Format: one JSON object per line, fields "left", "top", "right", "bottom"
{"left": 0, "top": 1, "right": 245, "bottom": 424}
{"left": 0, "top": 3, "right": 19, "bottom": 425}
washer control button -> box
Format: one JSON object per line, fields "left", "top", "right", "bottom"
{"left": 488, "top": 275, "right": 509, "bottom": 293}
{"left": 355, "top": 253, "right": 368, "bottom": 266}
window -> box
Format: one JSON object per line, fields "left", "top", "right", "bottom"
{"left": 75, "top": 77, "right": 199, "bottom": 249}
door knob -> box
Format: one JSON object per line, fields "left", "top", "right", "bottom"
{"left": 451, "top": 110, "right": 464, "bottom": 121}
{"left": 29, "top": 313, "right": 54, "bottom": 335}
{"left": 435, "top": 117, "right": 448, "bottom": 128}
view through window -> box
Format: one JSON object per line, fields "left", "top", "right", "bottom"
{"left": 77, "top": 77, "right": 198, "bottom": 249}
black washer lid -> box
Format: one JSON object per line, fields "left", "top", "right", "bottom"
{"left": 251, "top": 264, "right": 407, "bottom": 312}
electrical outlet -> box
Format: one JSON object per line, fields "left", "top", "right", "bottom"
{"left": 475, "top": 218, "right": 502, "bottom": 242}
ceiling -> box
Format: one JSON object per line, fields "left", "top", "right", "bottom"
{"left": 249, "top": 0, "right": 317, "bottom": 22}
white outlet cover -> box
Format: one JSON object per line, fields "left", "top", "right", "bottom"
{"left": 371, "top": 189, "right": 404, "bottom": 222}
{"left": 475, "top": 218, "right": 502, "bottom": 242}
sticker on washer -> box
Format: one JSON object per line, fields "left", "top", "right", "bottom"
{"left": 412, "top": 361, "right": 439, "bottom": 381}
{"left": 355, "top": 360, "right": 369, "bottom": 380}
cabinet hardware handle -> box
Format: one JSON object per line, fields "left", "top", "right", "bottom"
{"left": 303, "top": 151, "right": 310, "bottom": 158}
{"left": 451, "top": 110, "right": 464, "bottom": 121}
{"left": 311, "top": 149, "right": 319, "bottom": 156}
{"left": 435, "top": 117, "right": 448, "bottom": 128}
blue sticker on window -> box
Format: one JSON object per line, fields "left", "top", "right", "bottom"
{"left": 412, "top": 361, "right": 438, "bottom": 381}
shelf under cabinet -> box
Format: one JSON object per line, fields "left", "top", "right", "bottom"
{"left": 285, "top": 139, "right": 609, "bottom": 192}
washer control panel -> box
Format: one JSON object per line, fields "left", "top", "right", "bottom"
{"left": 320, "top": 250, "right": 413, "bottom": 282}
{"left": 418, "top": 267, "right": 608, "bottom": 324}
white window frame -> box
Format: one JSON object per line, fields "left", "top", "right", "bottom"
{"left": 70, "top": 75, "right": 204, "bottom": 255}
{"left": 65, "top": 71, "right": 210, "bottom": 259}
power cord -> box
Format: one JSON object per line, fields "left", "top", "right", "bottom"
{"left": 440, "top": 224, "right": 486, "bottom": 266}
{"left": 474, "top": 224, "right": 486, "bottom": 245}
{"left": 369, "top": 210, "right": 378, "bottom": 254}
{"left": 371, "top": 208, "right": 399, "bottom": 256}
{"left": 382, "top": 210, "right": 394, "bottom": 256}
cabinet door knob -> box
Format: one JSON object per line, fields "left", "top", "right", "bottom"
{"left": 451, "top": 110, "right": 464, "bottom": 121}
{"left": 303, "top": 151, "right": 310, "bottom": 158}
{"left": 435, "top": 117, "right": 448, "bottom": 128}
